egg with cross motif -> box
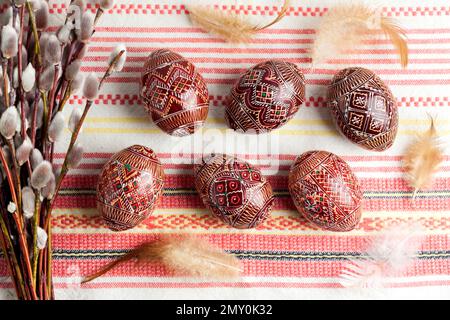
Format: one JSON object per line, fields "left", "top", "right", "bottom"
{"left": 140, "top": 49, "right": 210, "bottom": 136}
{"left": 327, "top": 67, "right": 398, "bottom": 151}
{"left": 194, "top": 154, "right": 274, "bottom": 229}
{"left": 96, "top": 145, "right": 165, "bottom": 231}
{"left": 225, "top": 60, "right": 305, "bottom": 134}
{"left": 288, "top": 150, "right": 362, "bottom": 232}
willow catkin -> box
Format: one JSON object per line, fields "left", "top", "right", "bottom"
{"left": 39, "top": 65, "right": 55, "bottom": 91}
{"left": 35, "top": 0, "right": 49, "bottom": 31}
{"left": 57, "top": 24, "right": 71, "bottom": 44}
{"left": 16, "top": 137, "right": 33, "bottom": 166}
{"left": 22, "top": 63, "right": 36, "bottom": 92}
{"left": 67, "top": 142, "right": 84, "bottom": 168}
{"left": 66, "top": 60, "right": 82, "bottom": 81}
{"left": 82, "top": 73, "right": 99, "bottom": 100}
{"left": 22, "top": 186, "right": 35, "bottom": 219}
{"left": 80, "top": 11, "right": 95, "bottom": 42}
{"left": 37, "top": 227, "right": 48, "bottom": 249}
{"left": 31, "top": 160, "right": 53, "bottom": 189}
{"left": 30, "top": 148, "right": 43, "bottom": 169}
{"left": 39, "top": 32, "right": 50, "bottom": 55}
{"left": 45, "top": 34, "right": 62, "bottom": 65}
{"left": 0, "top": 106, "right": 19, "bottom": 139}
{"left": 48, "top": 111, "right": 65, "bottom": 142}
{"left": 42, "top": 173, "right": 55, "bottom": 199}
{"left": 72, "top": 73, "right": 84, "bottom": 94}
{"left": 1, "top": 25, "right": 18, "bottom": 58}
{"left": 69, "top": 107, "right": 82, "bottom": 132}
{"left": 7, "top": 201, "right": 16, "bottom": 213}
{"left": 109, "top": 45, "right": 127, "bottom": 72}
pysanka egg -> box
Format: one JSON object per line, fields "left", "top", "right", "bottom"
{"left": 288, "top": 151, "right": 362, "bottom": 232}
{"left": 140, "top": 49, "right": 209, "bottom": 136}
{"left": 225, "top": 60, "right": 305, "bottom": 133}
{"left": 327, "top": 67, "right": 398, "bottom": 151}
{"left": 194, "top": 154, "right": 274, "bottom": 229}
{"left": 96, "top": 145, "right": 165, "bottom": 231}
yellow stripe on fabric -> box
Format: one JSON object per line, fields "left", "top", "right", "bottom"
{"left": 85, "top": 117, "right": 450, "bottom": 126}
{"left": 76, "top": 127, "right": 450, "bottom": 136}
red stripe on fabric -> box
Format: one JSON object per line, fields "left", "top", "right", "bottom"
{"left": 59, "top": 175, "right": 450, "bottom": 193}
{"left": 62, "top": 94, "right": 450, "bottom": 108}
{"left": 51, "top": 233, "right": 450, "bottom": 252}
{"left": 52, "top": 153, "right": 450, "bottom": 162}
{"left": 52, "top": 195, "right": 450, "bottom": 212}
{"left": 89, "top": 76, "right": 450, "bottom": 87}
{"left": 38, "top": 4, "right": 450, "bottom": 17}
{"left": 47, "top": 259, "right": 450, "bottom": 278}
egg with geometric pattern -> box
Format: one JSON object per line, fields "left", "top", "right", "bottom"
{"left": 194, "top": 154, "right": 274, "bottom": 229}
{"left": 288, "top": 150, "right": 363, "bottom": 232}
{"left": 327, "top": 67, "right": 398, "bottom": 151}
{"left": 225, "top": 60, "right": 305, "bottom": 134}
{"left": 96, "top": 145, "right": 165, "bottom": 231}
{"left": 140, "top": 49, "right": 209, "bottom": 136}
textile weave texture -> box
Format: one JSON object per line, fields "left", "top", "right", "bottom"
{"left": 1, "top": 0, "right": 449, "bottom": 299}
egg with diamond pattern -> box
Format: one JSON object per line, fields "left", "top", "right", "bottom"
{"left": 194, "top": 154, "right": 274, "bottom": 229}
{"left": 327, "top": 67, "right": 398, "bottom": 151}
{"left": 140, "top": 49, "right": 210, "bottom": 136}
{"left": 96, "top": 145, "right": 165, "bottom": 231}
{"left": 288, "top": 150, "right": 363, "bottom": 232}
{"left": 225, "top": 60, "right": 305, "bottom": 134}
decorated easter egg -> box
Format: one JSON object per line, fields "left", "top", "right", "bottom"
{"left": 140, "top": 49, "right": 209, "bottom": 136}
{"left": 96, "top": 145, "right": 165, "bottom": 231}
{"left": 327, "top": 67, "right": 398, "bottom": 151}
{"left": 288, "top": 151, "right": 362, "bottom": 232}
{"left": 225, "top": 60, "right": 305, "bottom": 133}
{"left": 194, "top": 154, "right": 274, "bottom": 229}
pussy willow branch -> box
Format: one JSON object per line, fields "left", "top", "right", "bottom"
{"left": 0, "top": 215, "right": 25, "bottom": 298}
{"left": 18, "top": 5, "right": 26, "bottom": 139}
{"left": 2, "top": 59, "right": 9, "bottom": 107}
{"left": 0, "top": 146, "right": 36, "bottom": 299}
{"left": 26, "top": 1, "right": 42, "bottom": 67}
{"left": 45, "top": 50, "right": 126, "bottom": 229}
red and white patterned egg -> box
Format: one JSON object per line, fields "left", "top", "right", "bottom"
{"left": 327, "top": 67, "right": 398, "bottom": 151}
{"left": 225, "top": 60, "right": 305, "bottom": 134}
{"left": 288, "top": 151, "right": 362, "bottom": 232}
{"left": 96, "top": 145, "right": 165, "bottom": 231}
{"left": 194, "top": 154, "right": 274, "bottom": 229}
{"left": 140, "top": 49, "right": 210, "bottom": 136}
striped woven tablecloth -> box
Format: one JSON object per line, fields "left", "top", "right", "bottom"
{"left": 1, "top": 0, "right": 450, "bottom": 300}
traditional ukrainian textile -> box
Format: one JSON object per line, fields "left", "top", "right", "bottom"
{"left": 1, "top": 0, "right": 450, "bottom": 300}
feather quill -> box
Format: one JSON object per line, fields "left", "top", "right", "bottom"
{"left": 82, "top": 235, "right": 241, "bottom": 283}
{"left": 339, "top": 222, "right": 425, "bottom": 289}
{"left": 187, "top": 0, "right": 290, "bottom": 44}
{"left": 404, "top": 117, "right": 443, "bottom": 198}
{"left": 311, "top": 3, "right": 408, "bottom": 68}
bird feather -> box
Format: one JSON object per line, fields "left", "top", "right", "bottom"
{"left": 82, "top": 235, "right": 241, "bottom": 283}
{"left": 339, "top": 222, "right": 425, "bottom": 289}
{"left": 311, "top": 3, "right": 408, "bottom": 68}
{"left": 404, "top": 117, "right": 443, "bottom": 197}
{"left": 187, "top": 0, "right": 290, "bottom": 44}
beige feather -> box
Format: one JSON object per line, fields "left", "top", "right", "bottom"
{"left": 187, "top": 0, "right": 290, "bottom": 44}
{"left": 404, "top": 117, "right": 443, "bottom": 198}
{"left": 311, "top": 3, "right": 408, "bottom": 68}
{"left": 82, "top": 235, "right": 241, "bottom": 283}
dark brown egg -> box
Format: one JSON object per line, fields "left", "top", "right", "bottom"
{"left": 288, "top": 151, "right": 362, "bottom": 232}
{"left": 327, "top": 67, "right": 398, "bottom": 151}
{"left": 194, "top": 154, "right": 274, "bottom": 229}
{"left": 225, "top": 60, "right": 305, "bottom": 133}
{"left": 140, "top": 49, "right": 209, "bottom": 136}
{"left": 96, "top": 145, "right": 165, "bottom": 231}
